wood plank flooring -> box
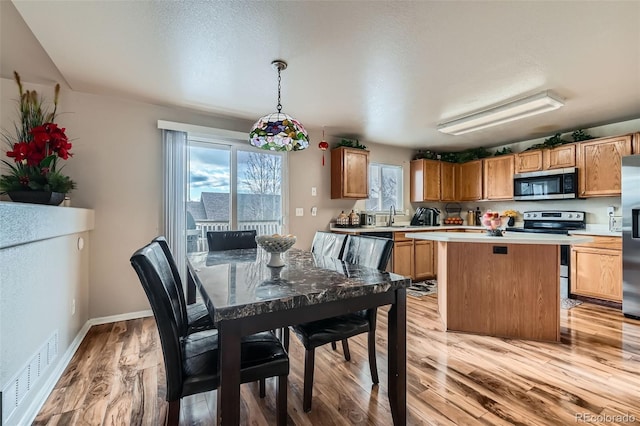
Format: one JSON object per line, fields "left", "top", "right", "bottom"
{"left": 34, "top": 295, "right": 640, "bottom": 425}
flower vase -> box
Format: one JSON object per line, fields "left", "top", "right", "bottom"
{"left": 7, "top": 191, "right": 65, "bottom": 206}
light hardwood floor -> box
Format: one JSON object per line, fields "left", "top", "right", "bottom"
{"left": 35, "top": 295, "right": 640, "bottom": 425}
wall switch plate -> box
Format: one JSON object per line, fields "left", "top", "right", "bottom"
{"left": 296, "top": 208, "right": 304, "bottom": 217}
{"left": 607, "top": 206, "right": 615, "bottom": 216}
{"left": 311, "top": 187, "right": 317, "bottom": 196}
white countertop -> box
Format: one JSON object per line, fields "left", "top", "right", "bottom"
{"left": 330, "top": 225, "right": 485, "bottom": 233}
{"left": 569, "top": 225, "right": 622, "bottom": 237}
{"left": 405, "top": 231, "right": 593, "bottom": 245}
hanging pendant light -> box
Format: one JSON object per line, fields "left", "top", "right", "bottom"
{"left": 249, "top": 60, "right": 309, "bottom": 151}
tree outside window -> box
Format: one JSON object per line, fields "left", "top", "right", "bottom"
{"left": 366, "top": 163, "right": 403, "bottom": 211}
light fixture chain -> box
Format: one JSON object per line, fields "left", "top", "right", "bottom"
{"left": 277, "top": 67, "right": 282, "bottom": 113}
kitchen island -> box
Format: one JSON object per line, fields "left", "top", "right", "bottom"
{"left": 405, "top": 231, "right": 592, "bottom": 342}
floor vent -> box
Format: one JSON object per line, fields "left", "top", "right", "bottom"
{"left": 1, "top": 331, "right": 58, "bottom": 425}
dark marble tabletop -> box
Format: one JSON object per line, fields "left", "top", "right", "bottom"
{"left": 187, "top": 248, "right": 411, "bottom": 323}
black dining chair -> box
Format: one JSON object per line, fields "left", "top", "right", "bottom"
{"left": 207, "top": 230, "right": 257, "bottom": 251}
{"left": 310, "top": 231, "right": 347, "bottom": 258}
{"left": 289, "top": 234, "right": 393, "bottom": 412}
{"left": 152, "top": 236, "right": 213, "bottom": 334}
{"left": 130, "top": 242, "right": 289, "bottom": 425}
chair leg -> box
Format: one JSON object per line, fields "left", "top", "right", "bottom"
{"left": 260, "top": 378, "right": 266, "bottom": 398}
{"left": 167, "top": 399, "right": 180, "bottom": 426}
{"left": 368, "top": 329, "right": 379, "bottom": 384}
{"left": 341, "top": 339, "right": 351, "bottom": 361}
{"left": 283, "top": 327, "right": 290, "bottom": 352}
{"left": 303, "top": 348, "right": 315, "bottom": 412}
{"left": 330, "top": 341, "right": 337, "bottom": 350}
{"left": 276, "top": 374, "right": 288, "bottom": 426}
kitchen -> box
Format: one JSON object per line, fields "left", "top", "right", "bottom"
{"left": 2, "top": 1, "right": 640, "bottom": 425}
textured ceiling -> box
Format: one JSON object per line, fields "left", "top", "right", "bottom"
{"left": 6, "top": 0, "right": 640, "bottom": 150}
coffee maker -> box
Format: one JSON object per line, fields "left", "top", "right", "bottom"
{"left": 410, "top": 207, "right": 441, "bottom": 226}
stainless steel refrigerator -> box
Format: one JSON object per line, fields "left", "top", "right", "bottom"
{"left": 622, "top": 155, "right": 640, "bottom": 319}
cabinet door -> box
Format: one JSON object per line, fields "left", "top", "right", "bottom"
{"left": 483, "top": 155, "right": 514, "bottom": 200}
{"left": 414, "top": 240, "right": 435, "bottom": 280}
{"left": 440, "top": 161, "right": 456, "bottom": 201}
{"left": 571, "top": 247, "right": 622, "bottom": 302}
{"left": 515, "top": 150, "right": 543, "bottom": 173}
{"left": 393, "top": 240, "right": 414, "bottom": 278}
{"left": 331, "top": 147, "right": 369, "bottom": 199}
{"left": 410, "top": 159, "right": 440, "bottom": 202}
{"left": 633, "top": 132, "right": 640, "bottom": 154}
{"left": 577, "top": 136, "right": 632, "bottom": 197}
{"left": 456, "top": 160, "right": 483, "bottom": 201}
{"left": 543, "top": 143, "right": 577, "bottom": 170}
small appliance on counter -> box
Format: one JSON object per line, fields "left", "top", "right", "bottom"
{"left": 410, "top": 207, "right": 441, "bottom": 226}
{"left": 360, "top": 212, "right": 376, "bottom": 227}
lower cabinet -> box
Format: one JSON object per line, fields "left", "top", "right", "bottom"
{"left": 392, "top": 232, "right": 436, "bottom": 280}
{"left": 414, "top": 240, "right": 435, "bottom": 280}
{"left": 571, "top": 236, "right": 622, "bottom": 302}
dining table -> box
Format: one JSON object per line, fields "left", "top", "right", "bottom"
{"left": 187, "top": 247, "right": 411, "bottom": 425}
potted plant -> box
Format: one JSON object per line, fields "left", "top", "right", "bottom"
{"left": 0, "top": 72, "right": 75, "bottom": 205}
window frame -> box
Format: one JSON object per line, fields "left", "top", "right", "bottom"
{"left": 366, "top": 162, "right": 404, "bottom": 213}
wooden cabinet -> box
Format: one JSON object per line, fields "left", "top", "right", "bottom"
{"left": 440, "top": 161, "right": 456, "bottom": 201}
{"left": 410, "top": 159, "right": 440, "bottom": 202}
{"left": 456, "top": 160, "right": 483, "bottom": 201}
{"left": 633, "top": 132, "right": 640, "bottom": 154}
{"left": 571, "top": 236, "right": 622, "bottom": 302}
{"left": 331, "top": 147, "right": 369, "bottom": 199}
{"left": 392, "top": 231, "right": 436, "bottom": 280}
{"left": 577, "top": 135, "right": 632, "bottom": 197}
{"left": 483, "top": 155, "right": 514, "bottom": 200}
{"left": 414, "top": 240, "right": 435, "bottom": 280}
{"left": 543, "top": 143, "right": 577, "bottom": 170}
{"left": 515, "top": 150, "right": 543, "bottom": 173}
{"left": 516, "top": 144, "right": 577, "bottom": 173}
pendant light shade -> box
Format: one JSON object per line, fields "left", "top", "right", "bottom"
{"left": 250, "top": 60, "right": 309, "bottom": 151}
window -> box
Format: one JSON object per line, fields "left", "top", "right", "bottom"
{"left": 366, "top": 163, "right": 403, "bottom": 212}
{"left": 187, "top": 138, "right": 287, "bottom": 251}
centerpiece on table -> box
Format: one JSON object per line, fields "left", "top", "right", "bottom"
{"left": 0, "top": 71, "right": 75, "bottom": 205}
{"left": 256, "top": 234, "right": 297, "bottom": 268}
{"left": 481, "top": 210, "right": 509, "bottom": 236}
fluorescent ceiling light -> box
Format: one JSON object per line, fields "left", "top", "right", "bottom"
{"left": 437, "top": 91, "right": 565, "bottom": 136}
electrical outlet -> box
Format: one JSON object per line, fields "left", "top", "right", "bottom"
{"left": 296, "top": 208, "right": 304, "bottom": 217}
{"left": 607, "top": 206, "right": 615, "bottom": 216}
{"left": 311, "top": 207, "right": 317, "bottom": 216}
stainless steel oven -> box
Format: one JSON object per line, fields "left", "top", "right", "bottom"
{"left": 507, "top": 210, "right": 585, "bottom": 298}
{"left": 513, "top": 167, "right": 578, "bottom": 200}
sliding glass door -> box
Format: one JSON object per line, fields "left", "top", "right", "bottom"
{"left": 187, "top": 139, "right": 286, "bottom": 251}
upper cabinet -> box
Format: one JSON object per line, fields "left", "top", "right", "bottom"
{"left": 456, "top": 160, "right": 483, "bottom": 201}
{"left": 577, "top": 135, "right": 632, "bottom": 197}
{"left": 440, "top": 161, "right": 456, "bottom": 201}
{"left": 543, "top": 143, "right": 577, "bottom": 170}
{"left": 633, "top": 132, "right": 640, "bottom": 154}
{"left": 331, "top": 147, "right": 369, "bottom": 199}
{"left": 515, "top": 144, "right": 577, "bottom": 173}
{"left": 483, "top": 155, "right": 515, "bottom": 200}
{"left": 515, "top": 150, "right": 543, "bottom": 173}
{"left": 410, "top": 159, "right": 441, "bottom": 202}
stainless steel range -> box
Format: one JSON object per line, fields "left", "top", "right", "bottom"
{"left": 508, "top": 210, "right": 586, "bottom": 299}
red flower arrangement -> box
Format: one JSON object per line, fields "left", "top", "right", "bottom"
{"left": 0, "top": 72, "right": 75, "bottom": 194}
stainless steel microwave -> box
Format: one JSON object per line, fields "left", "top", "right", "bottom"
{"left": 513, "top": 167, "right": 578, "bottom": 200}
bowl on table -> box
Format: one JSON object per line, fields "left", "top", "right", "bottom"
{"left": 255, "top": 234, "right": 297, "bottom": 267}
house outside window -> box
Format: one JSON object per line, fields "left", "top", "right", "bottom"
{"left": 366, "top": 163, "right": 403, "bottom": 212}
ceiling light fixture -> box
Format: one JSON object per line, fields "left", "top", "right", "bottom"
{"left": 249, "top": 60, "right": 309, "bottom": 151}
{"left": 437, "top": 91, "right": 565, "bottom": 136}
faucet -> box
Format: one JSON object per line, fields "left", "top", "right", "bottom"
{"left": 387, "top": 204, "right": 396, "bottom": 227}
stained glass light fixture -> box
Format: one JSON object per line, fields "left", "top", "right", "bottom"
{"left": 250, "top": 60, "right": 309, "bottom": 151}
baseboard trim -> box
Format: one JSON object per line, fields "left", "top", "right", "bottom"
{"left": 89, "top": 309, "right": 153, "bottom": 326}
{"left": 19, "top": 309, "right": 154, "bottom": 426}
